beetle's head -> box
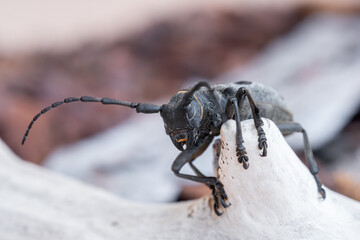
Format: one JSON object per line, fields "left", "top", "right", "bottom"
{"left": 160, "top": 92, "right": 205, "bottom": 151}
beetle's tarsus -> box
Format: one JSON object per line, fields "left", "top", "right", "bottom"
{"left": 236, "top": 147, "right": 249, "bottom": 169}
{"left": 214, "top": 202, "right": 223, "bottom": 216}
{"left": 220, "top": 197, "right": 231, "bottom": 208}
{"left": 237, "top": 153, "right": 249, "bottom": 163}
{"left": 257, "top": 126, "right": 268, "bottom": 157}
{"left": 314, "top": 175, "right": 326, "bottom": 200}
{"left": 242, "top": 161, "right": 249, "bottom": 169}
{"left": 319, "top": 187, "right": 326, "bottom": 200}
{"left": 211, "top": 180, "right": 230, "bottom": 216}
{"left": 259, "top": 141, "right": 268, "bottom": 157}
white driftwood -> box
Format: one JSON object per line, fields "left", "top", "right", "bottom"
{"left": 1, "top": 119, "right": 360, "bottom": 240}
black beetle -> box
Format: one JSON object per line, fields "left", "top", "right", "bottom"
{"left": 22, "top": 81, "right": 325, "bottom": 216}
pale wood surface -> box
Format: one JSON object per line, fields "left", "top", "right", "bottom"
{"left": 1, "top": 119, "right": 359, "bottom": 239}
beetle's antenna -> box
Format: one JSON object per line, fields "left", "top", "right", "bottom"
{"left": 181, "top": 81, "right": 212, "bottom": 107}
{"left": 22, "top": 96, "right": 161, "bottom": 145}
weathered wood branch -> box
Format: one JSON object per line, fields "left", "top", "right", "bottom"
{"left": 1, "top": 119, "right": 359, "bottom": 239}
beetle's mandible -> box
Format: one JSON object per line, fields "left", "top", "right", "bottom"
{"left": 22, "top": 81, "right": 326, "bottom": 216}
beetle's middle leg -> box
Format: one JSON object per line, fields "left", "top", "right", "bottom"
{"left": 277, "top": 121, "right": 326, "bottom": 199}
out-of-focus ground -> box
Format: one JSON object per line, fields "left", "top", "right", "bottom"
{"left": 1, "top": 8, "right": 307, "bottom": 164}
{"left": 0, "top": 0, "right": 358, "bottom": 55}
{"left": 1, "top": 1, "right": 360, "bottom": 202}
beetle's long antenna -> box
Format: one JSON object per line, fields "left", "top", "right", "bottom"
{"left": 181, "top": 81, "right": 212, "bottom": 107}
{"left": 22, "top": 96, "right": 161, "bottom": 145}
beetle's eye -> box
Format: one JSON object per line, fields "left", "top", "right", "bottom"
{"left": 186, "top": 105, "right": 195, "bottom": 121}
{"left": 185, "top": 101, "right": 201, "bottom": 128}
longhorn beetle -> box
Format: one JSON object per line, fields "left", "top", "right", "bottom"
{"left": 22, "top": 81, "right": 326, "bottom": 216}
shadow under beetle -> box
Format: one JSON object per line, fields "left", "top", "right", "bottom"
{"left": 22, "top": 81, "right": 326, "bottom": 216}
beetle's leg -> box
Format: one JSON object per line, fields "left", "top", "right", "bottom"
{"left": 237, "top": 88, "right": 268, "bottom": 157}
{"left": 277, "top": 121, "right": 326, "bottom": 199}
{"left": 188, "top": 143, "right": 231, "bottom": 211}
{"left": 226, "top": 96, "right": 250, "bottom": 169}
{"left": 188, "top": 161, "right": 230, "bottom": 215}
{"left": 188, "top": 161, "right": 206, "bottom": 177}
{"left": 210, "top": 139, "right": 231, "bottom": 212}
{"left": 188, "top": 139, "right": 220, "bottom": 178}
{"left": 171, "top": 135, "right": 230, "bottom": 215}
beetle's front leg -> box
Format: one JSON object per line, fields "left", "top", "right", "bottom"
{"left": 171, "top": 135, "right": 230, "bottom": 216}
{"left": 236, "top": 88, "right": 268, "bottom": 157}
{"left": 226, "top": 97, "right": 250, "bottom": 169}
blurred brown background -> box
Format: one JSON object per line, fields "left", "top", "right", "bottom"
{"left": 0, "top": 0, "right": 359, "bottom": 201}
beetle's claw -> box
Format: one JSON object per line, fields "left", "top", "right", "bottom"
{"left": 214, "top": 202, "right": 223, "bottom": 216}
{"left": 259, "top": 140, "right": 268, "bottom": 157}
{"left": 257, "top": 127, "right": 268, "bottom": 157}
{"left": 242, "top": 161, "right": 249, "bottom": 169}
{"left": 211, "top": 180, "right": 230, "bottom": 216}
{"left": 319, "top": 187, "right": 326, "bottom": 200}
{"left": 237, "top": 149, "right": 249, "bottom": 169}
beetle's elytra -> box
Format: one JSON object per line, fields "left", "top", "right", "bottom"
{"left": 22, "top": 81, "right": 326, "bottom": 216}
